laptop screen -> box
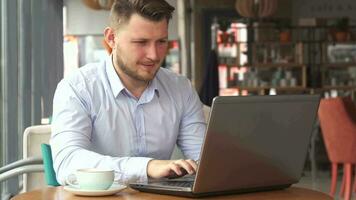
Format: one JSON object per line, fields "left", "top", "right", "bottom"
{"left": 194, "top": 95, "right": 320, "bottom": 193}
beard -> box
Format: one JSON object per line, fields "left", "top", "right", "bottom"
{"left": 114, "top": 50, "right": 161, "bottom": 83}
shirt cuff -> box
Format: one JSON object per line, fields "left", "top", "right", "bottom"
{"left": 120, "top": 157, "right": 153, "bottom": 184}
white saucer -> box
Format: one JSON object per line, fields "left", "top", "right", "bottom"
{"left": 63, "top": 184, "right": 126, "bottom": 196}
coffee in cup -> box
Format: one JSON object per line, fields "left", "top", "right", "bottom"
{"left": 66, "top": 168, "right": 114, "bottom": 190}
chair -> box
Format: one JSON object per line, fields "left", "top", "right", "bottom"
{"left": 22, "top": 125, "right": 52, "bottom": 191}
{"left": 0, "top": 125, "right": 59, "bottom": 197}
{"left": 41, "top": 144, "right": 60, "bottom": 186}
{"left": 203, "top": 105, "right": 210, "bottom": 122}
{"left": 318, "top": 97, "right": 356, "bottom": 200}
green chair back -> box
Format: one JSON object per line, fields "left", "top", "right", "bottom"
{"left": 41, "top": 143, "right": 60, "bottom": 186}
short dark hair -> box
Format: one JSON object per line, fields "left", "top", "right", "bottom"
{"left": 109, "top": 0, "right": 175, "bottom": 29}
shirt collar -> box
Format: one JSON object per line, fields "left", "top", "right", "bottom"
{"left": 135, "top": 73, "right": 160, "bottom": 104}
{"left": 150, "top": 76, "right": 159, "bottom": 96}
{"left": 105, "top": 55, "right": 125, "bottom": 98}
{"left": 105, "top": 55, "right": 160, "bottom": 99}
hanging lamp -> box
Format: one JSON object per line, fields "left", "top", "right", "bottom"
{"left": 82, "top": 0, "right": 114, "bottom": 10}
{"left": 235, "top": 0, "right": 278, "bottom": 18}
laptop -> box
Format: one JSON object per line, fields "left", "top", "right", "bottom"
{"left": 130, "top": 95, "right": 320, "bottom": 197}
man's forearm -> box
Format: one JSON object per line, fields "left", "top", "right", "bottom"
{"left": 51, "top": 142, "right": 152, "bottom": 185}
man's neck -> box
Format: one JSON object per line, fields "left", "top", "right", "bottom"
{"left": 121, "top": 75, "right": 148, "bottom": 99}
{"left": 111, "top": 57, "right": 150, "bottom": 99}
{"left": 113, "top": 66, "right": 149, "bottom": 99}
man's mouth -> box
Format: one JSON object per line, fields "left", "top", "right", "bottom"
{"left": 139, "top": 62, "right": 157, "bottom": 69}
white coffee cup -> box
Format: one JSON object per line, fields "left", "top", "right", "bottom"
{"left": 66, "top": 168, "right": 114, "bottom": 190}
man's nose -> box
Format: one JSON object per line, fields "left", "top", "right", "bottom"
{"left": 146, "top": 44, "right": 159, "bottom": 61}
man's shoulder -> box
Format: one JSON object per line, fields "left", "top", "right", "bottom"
{"left": 155, "top": 68, "right": 194, "bottom": 99}
{"left": 64, "top": 61, "right": 106, "bottom": 87}
{"left": 157, "top": 67, "right": 190, "bottom": 85}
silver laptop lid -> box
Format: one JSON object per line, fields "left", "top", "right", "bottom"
{"left": 193, "top": 95, "right": 320, "bottom": 193}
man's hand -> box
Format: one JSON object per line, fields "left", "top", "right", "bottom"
{"left": 147, "top": 159, "right": 198, "bottom": 179}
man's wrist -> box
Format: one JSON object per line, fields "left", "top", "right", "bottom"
{"left": 146, "top": 159, "right": 158, "bottom": 178}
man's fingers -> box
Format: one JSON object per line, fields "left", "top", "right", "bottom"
{"left": 148, "top": 159, "right": 200, "bottom": 179}
{"left": 172, "top": 159, "right": 196, "bottom": 175}
{"left": 169, "top": 162, "right": 184, "bottom": 175}
{"left": 185, "top": 159, "right": 198, "bottom": 172}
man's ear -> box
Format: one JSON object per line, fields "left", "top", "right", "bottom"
{"left": 104, "top": 27, "right": 116, "bottom": 49}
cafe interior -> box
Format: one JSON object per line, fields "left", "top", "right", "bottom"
{"left": 1, "top": 0, "right": 356, "bottom": 199}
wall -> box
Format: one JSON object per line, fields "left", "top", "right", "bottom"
{"left": 292, "top": 0, "right": 356, "bottom": 22}
{"left": 64, "top": 0, "right": 109, "bottom": 35}
{"left": 64, "top": 0, "right": 178, "bottom": 39}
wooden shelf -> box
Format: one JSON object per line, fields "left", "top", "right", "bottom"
{"left": 322, "top": 86, "right": 356, "bottom": 90}
{"left": 232, "top": 40, "right": 356, "bottom": 45}
{"left": 323, "top": 41, "right": 356, "bottom": 45}
{"left": 217, "top": 24, "right": 356, "bottom": 94}
{"left": 222, "top": 63, "right": 305, "bottom": 68}
{"left": 234, "top": 41, "right": 299, "bottom": 45}
{"left": 225, "top": 86, "right": 356, "bottom": 92}
{"left": 323, "top": 63, "right": 356, "bottom": 68}
{"left": 231, "top": 86, "right": 308, "bottom": 91}
{"left": 250, "top": 63, "right": 305, "bottom": 68}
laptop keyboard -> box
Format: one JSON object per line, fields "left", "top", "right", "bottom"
{"left": 149, "top": 180, "right": 194, "bottom": 188}
{"left": 147, "top": 175, "right": 195, "bottom": 189}
{"left": 163, "top": 181, "right": 193, "bottom": 188}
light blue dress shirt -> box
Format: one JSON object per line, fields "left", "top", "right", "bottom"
{"left": 50, "top": 56, "right": 206, "bottom": 185}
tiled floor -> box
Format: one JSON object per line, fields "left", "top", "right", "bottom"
{"left": 294, "top": 170, "right": 355, "bottom": 200}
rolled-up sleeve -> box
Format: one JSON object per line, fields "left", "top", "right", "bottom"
{"left": 50, "top": 80, "right": 152, "bottom": 185}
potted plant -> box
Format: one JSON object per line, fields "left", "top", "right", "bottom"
{"left": 332, "top": 17, "right": 350, "bottom": 42}
{"left": 218, "top": 19, "right": 230, "bottom": 44}
{"left": 275, "top": 19, "right": 292, "bottom": 43}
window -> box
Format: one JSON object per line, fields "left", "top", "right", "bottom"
{"left": 1, "top": 0, "right": 63, "bottom": 198}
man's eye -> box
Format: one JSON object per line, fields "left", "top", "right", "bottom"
{"left": 133, "top": 41, "right": 146, "bottom": 45}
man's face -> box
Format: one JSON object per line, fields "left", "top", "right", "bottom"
{"left": 110, "top": 14, "right": 169, "bottom": 83}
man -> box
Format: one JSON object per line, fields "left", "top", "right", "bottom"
{"left": 50, "top": 0, "right": 206, "bottom": 185}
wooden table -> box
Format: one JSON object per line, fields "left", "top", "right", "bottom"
{"left": 11, "top": 186, "right": 332, "bottom": 200}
